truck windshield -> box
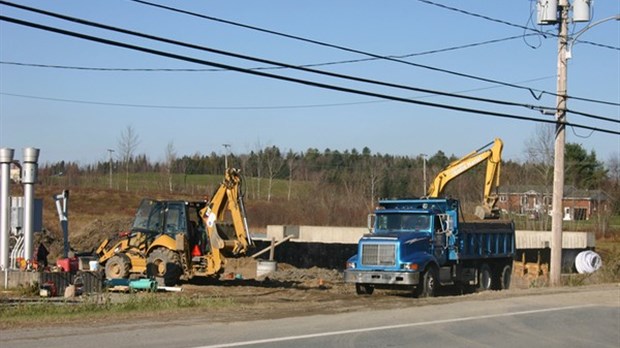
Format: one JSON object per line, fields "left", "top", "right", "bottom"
{"left": 375, "top": 213, "right": 431, "bottom": 232}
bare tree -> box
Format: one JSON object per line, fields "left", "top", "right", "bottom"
{"left": 608, "top": 152, "right": 620, "bottom": 190}
{"left": 117, "top": 125, "right": 140, "bottom": 192}
{"left": 264, "top": 146, "right": 284, "bottom": 202}
{"left": 253, "top": 140, "right": 264, "bottom": 200}
{"left": 524, "top": 123, "right": 555, "bottom": 229}
{"left": 525, "top": 123, "right": 555, "bottom": 185}
{"left": 164, "top": 141, "right": 176, "bottom": 193}
{"left": 285, "top": 149, "right": 298, "bottom": 201}
{"left": 365, "top": 155, "right": 384, "bottom": 211}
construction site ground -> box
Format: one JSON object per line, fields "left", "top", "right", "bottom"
{"left": 3, "top": 257, "right": 618, "bottom": 331}
{"left": 4, "top": 186, "right": 617, "bottom": 330}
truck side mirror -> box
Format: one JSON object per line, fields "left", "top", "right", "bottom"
{"left": 367, "top": 214, "right": 376, "bottom": 233}
{"left": 439, "top": 214, "right": 454, "bottom": 234}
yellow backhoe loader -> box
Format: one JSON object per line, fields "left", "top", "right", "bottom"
{"left": 96, "top": 168, "right": 253, "bottom": 286}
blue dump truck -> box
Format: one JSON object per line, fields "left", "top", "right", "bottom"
{"left": 344, "top": 198, "right": 515, "bottom": 297}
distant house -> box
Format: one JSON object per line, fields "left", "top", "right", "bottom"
{"left": 496, "top": 185, "right": 611, "bottom": 221}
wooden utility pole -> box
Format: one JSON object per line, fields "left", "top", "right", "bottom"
{"left": 550, "top": 1, "right": 569, "bottom": 286}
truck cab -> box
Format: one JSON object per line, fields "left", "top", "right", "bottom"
{"left": 344, "top": 198, "right": 514, "bottom": 297}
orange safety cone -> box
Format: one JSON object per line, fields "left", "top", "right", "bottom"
{"left": 192, "top": 245, "right": 202, "bottom": 257}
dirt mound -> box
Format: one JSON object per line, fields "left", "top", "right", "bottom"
{"left": 70, "top": 217, "right": 134, "bottom": 254}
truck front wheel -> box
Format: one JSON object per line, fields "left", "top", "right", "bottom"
{"left": 355, "top": 283, "right": 374, "bottom": 295}
{"left": 415, "top": 267, "right": 438, "bottom": 298}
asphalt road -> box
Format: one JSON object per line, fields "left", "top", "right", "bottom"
{"left": 4, "top": 285, "right": 619, "bottom": 348}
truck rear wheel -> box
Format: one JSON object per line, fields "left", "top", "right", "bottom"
{"left": 499, "top": 264, "right": 512, "bottom": 290}
{"left": 147, "top": 248, "right": 182, "bottom": 286}
{"left": 355, "top": 283, "right": 374, "bottom": 295}
{"left": 105, "top": 254, "right": 130, "bottom": 280}
{"left": 490, "top": 263, "right": 512, "bottom": 290}
{"left": 415, "top": 267, "right": 438, "bottom": 298}
{"left": 477, "top": 263, "right": 492, "bottom": 291}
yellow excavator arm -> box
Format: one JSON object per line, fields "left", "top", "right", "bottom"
{"left": 199, "top": 168, "right": 253, "bottom": 274}
{"left": 426, "top": 138, "right": 503, "bottom": 219}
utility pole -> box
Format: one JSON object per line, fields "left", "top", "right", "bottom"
{"left": 538, "top": 0, "right": 614, "bottom": 286}
{"left": 107, "top": 149, "right": 114, "bottom": 189}
{"left": 550, "top": 0, "right": 569, "bottom": 287}
{"left": 222, "top": 144, "right": 231, "bottom": 170}
{"left": 421, "top": 154, "right": 428, "bottom": 195}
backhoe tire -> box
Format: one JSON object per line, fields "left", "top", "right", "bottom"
{"left": 355, "top": 283, "right": 374, "bottom": 295}
{"left": 477, "top": 263, "right": 492, "bottom": 292}
{"left": 105, "top": 254, "right": 131, "bottom": 280}
{"left": 147, "top": 248, "right": 182, "bottom": 286}
{"left": 415, "top": 266, "right": 438, "bottom": 298}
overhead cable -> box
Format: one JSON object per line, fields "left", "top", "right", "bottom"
{"left": 127, "top": 0, "right": 620, "bottom": 106}
{"left": 1, "top": 15, "right": 617, "bottom": 136}
{"left": 0, "top": 1, "right": 557, "bottom": 113}
{"left": 0, "top": 34, "right": 545, "bottom": 72}
{"left": 0, "top": 92, "right": 385, "bottom": 110}
{"left": 416, "top": 0, "right": 620, "bottom": 51}
{"left": 4, "top": 2, "right": 617, "bottom": 119}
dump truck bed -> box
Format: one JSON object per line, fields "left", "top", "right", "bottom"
{"left": 455, "top": 220, "right": 515, "bottom": 260}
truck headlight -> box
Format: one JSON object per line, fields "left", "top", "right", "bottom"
{"left": 403, "top": 263, "right": 419, "bottom": 271}
{"left": 346, "top": 261, "right": 356, "bottom": 269}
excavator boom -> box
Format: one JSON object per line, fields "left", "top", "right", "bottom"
{"left": 426, "top": 138, "right": 503, "bottom": 219}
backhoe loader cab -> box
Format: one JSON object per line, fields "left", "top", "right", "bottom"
{"left": 141, "top": 199, "right": 206, "bottom": 247}
{"left": 130, "top": 199, "right": 206, "bottom": 248}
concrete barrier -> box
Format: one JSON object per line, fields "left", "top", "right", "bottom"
{"left": 261, "top": 225, "right": 596, "bottom": 272}
{"left": 266, "top": 225, "right": 595, "bottom": 249}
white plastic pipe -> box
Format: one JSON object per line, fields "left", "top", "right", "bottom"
{"left": 575, "top": 250, "right": 602, "bottom": 274}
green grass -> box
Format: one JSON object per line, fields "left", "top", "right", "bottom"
{"left": 44, "top": 172, "right": 308, "bottom": 201}
{"left": 0, "top": 292, "right": 234, "bottom": 328}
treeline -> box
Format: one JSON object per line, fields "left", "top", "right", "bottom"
{"left": 39, "top": 143, "right": 615, "bottom": 208}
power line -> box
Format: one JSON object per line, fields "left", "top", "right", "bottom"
{"left": 128, "top": 0, "right": 620, "bottom": 106}
{"left": 2, "top": 14, "right": 618, "bottom": 137}
{"left": 567, "top": 109, "right": 620, "bottom": 124}
{"left": 7, "top": 1, "right": 614, "bottom": 108}
{"left": 0, "top": 34, "right": 538, "bottom": 72}
{"left": 0, "top": 6, "right": 615, "bottom": 122}
{"left": 7, "top": 1, "right": 618, "bottom": 119}
{"left": 0, "top": 1, "right": 558, "bottom": 114}
{"left": 0, "top": 92, "right": 384, "bottom": 110}
{"left": 124, "top": 0, "right": 554, "bottom": 102}
{"left": 416, "top": 0, "right": 620, "bottom": 51}
{"left": 6, "top": 80, "right": 619, "bottom": 124}
{"left": 0, "top": 76, "right": 557, "bottom": 110}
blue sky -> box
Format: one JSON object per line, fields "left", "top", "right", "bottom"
{"left": 1, "top": 1, "right": 618, "bottom": 166}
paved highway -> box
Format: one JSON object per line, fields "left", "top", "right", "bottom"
{"left": 4, "top": 285, "right": 619, "bottom": 348}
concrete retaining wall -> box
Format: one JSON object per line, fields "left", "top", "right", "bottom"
{"left": 260, "top": 225, "right": 596, "bottom": 271}
{"left": 265, "top": 225, "right": 595, "bottom": 249}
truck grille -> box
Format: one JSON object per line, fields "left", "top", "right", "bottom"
{"left": 361, "top": 243, "right": 396, "bottom": 266}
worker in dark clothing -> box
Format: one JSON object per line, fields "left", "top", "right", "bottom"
{"left": 36, "top": 242, "right": 49, "bottom": 269}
